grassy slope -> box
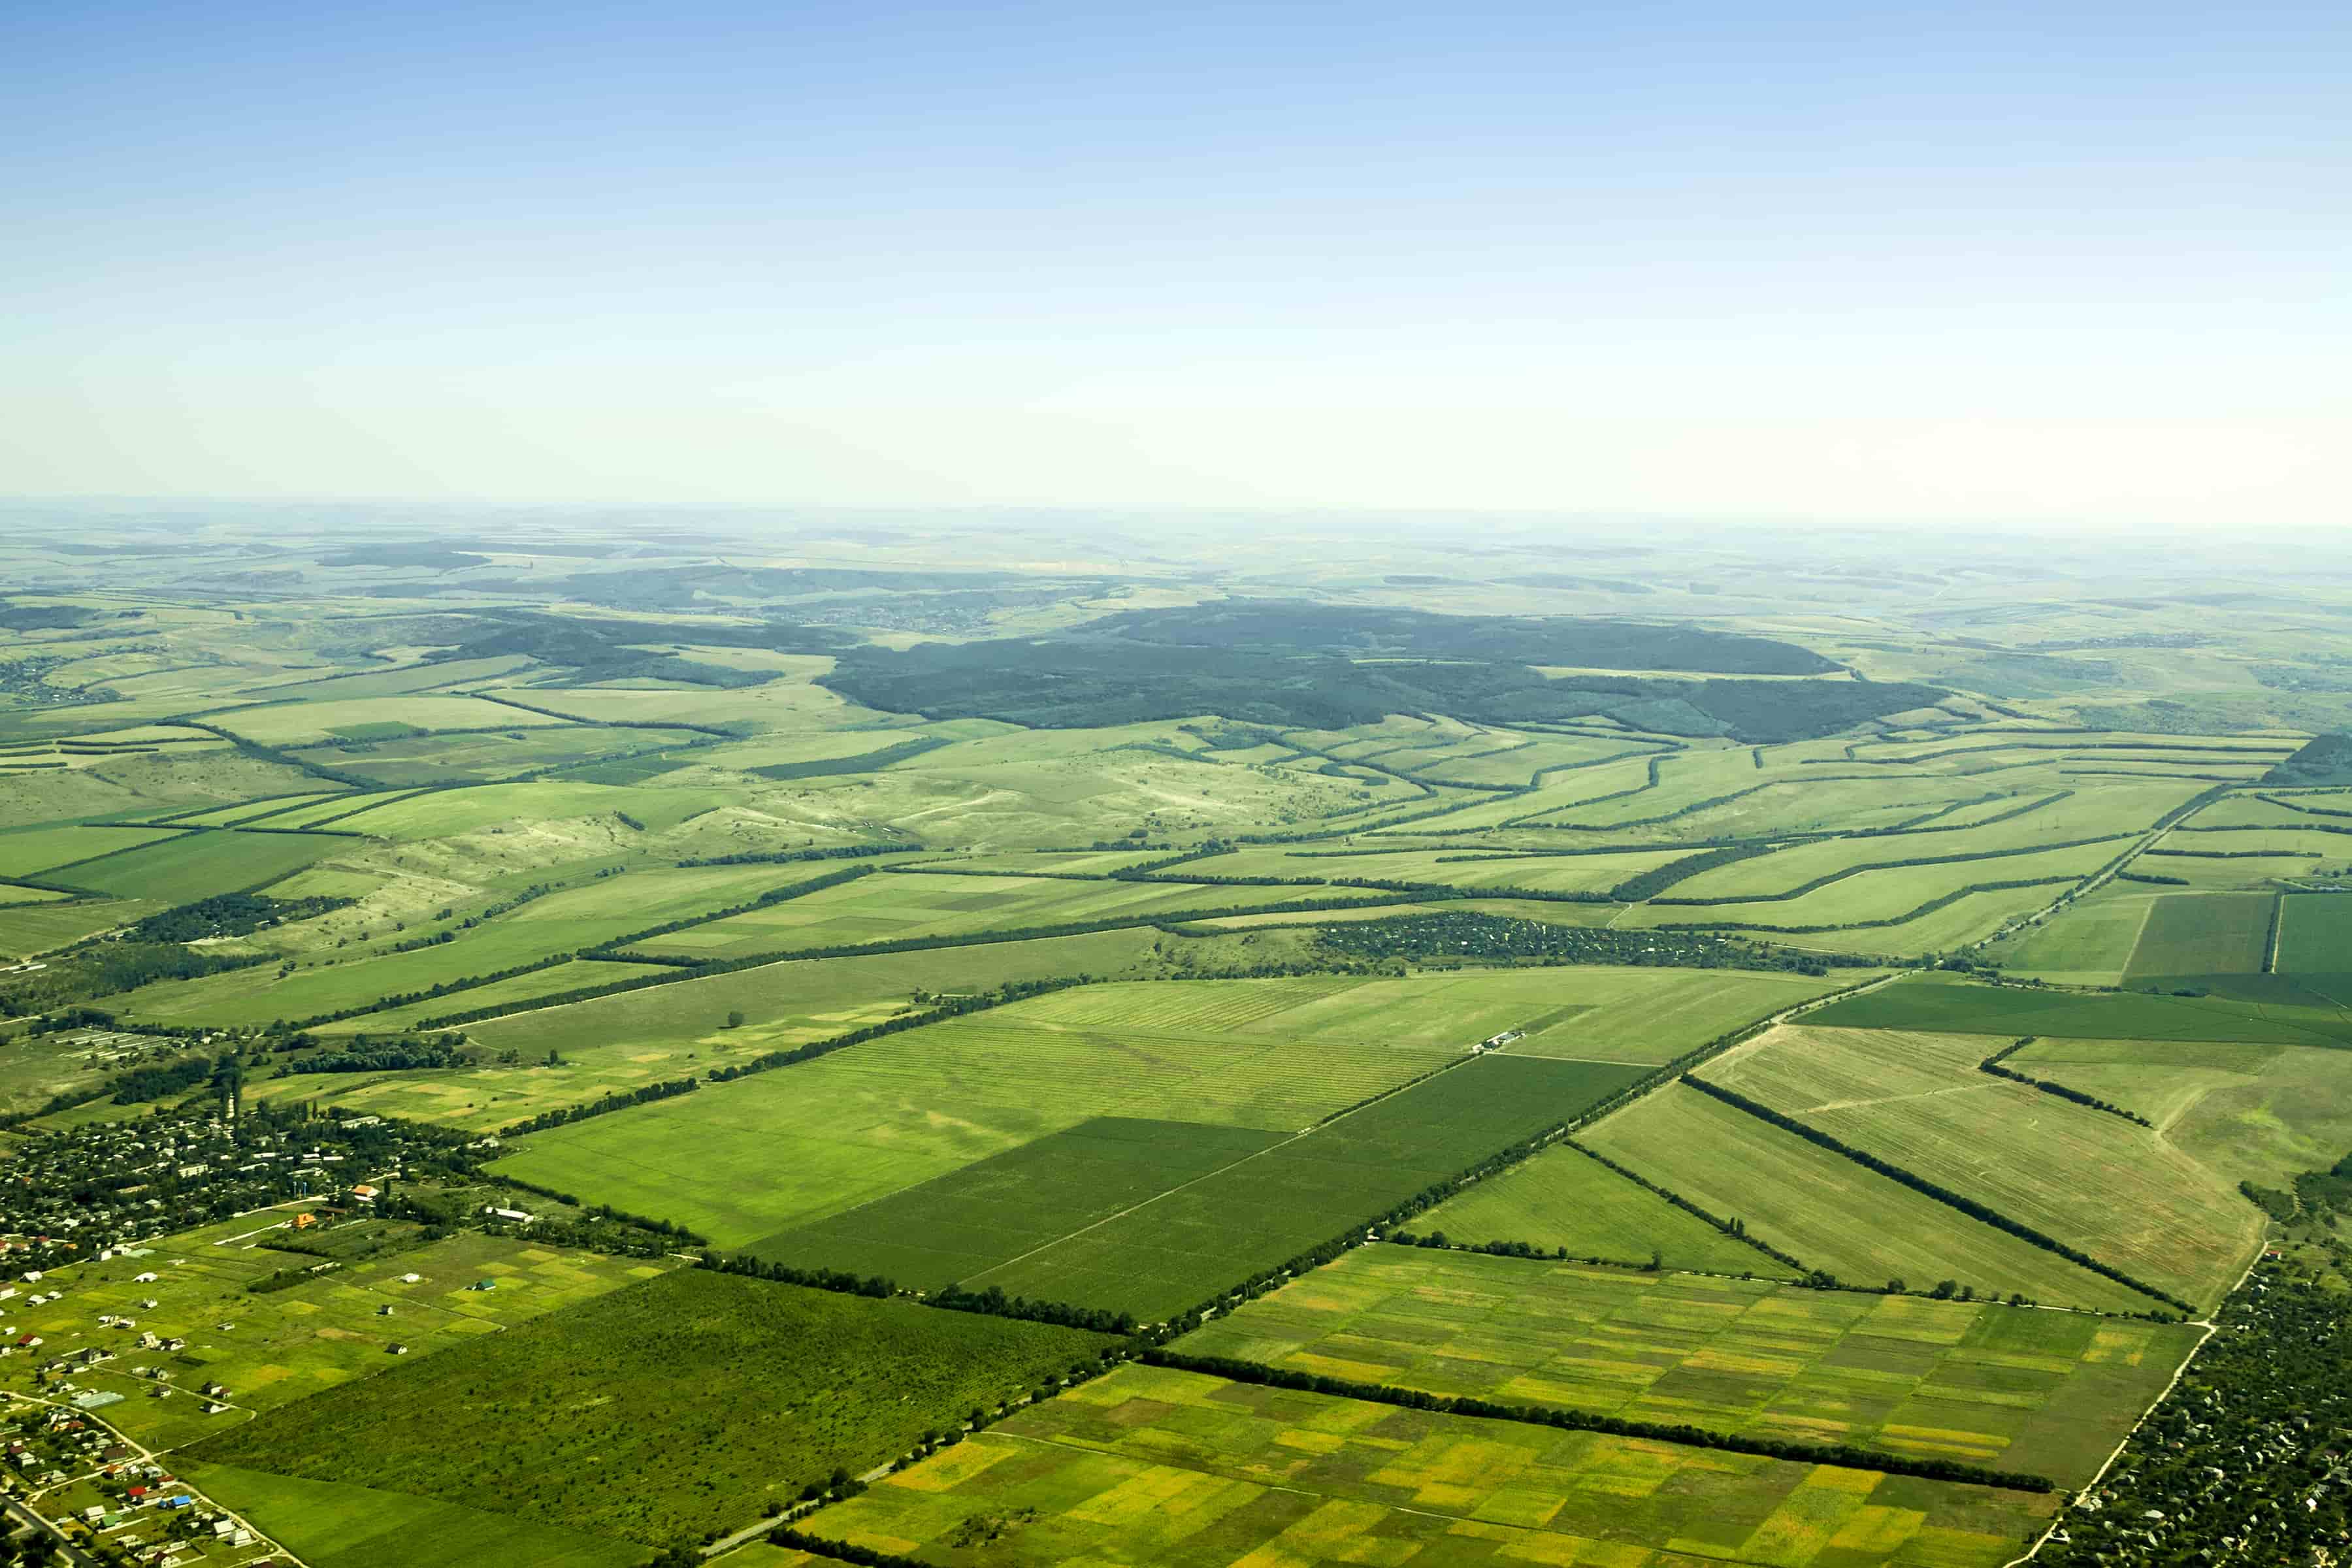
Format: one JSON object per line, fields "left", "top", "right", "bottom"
{"left": 189, "top": 1271, "right": 1111, "bottom": 1548}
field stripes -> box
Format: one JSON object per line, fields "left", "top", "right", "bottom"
{"left": 2121, "top": 892, "right": 2276, "bottom": 980}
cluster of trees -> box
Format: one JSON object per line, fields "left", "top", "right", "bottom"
{"left": 273, "top": 1033, "right": 474, "bottom": 1077}
{"left": 1979, "top": 1037, "right": 2153, "bottom": 1126}
{"left": 497, "top": 1076, "right": 700, "bottom": 1138}
{"left": 123, "top": 890, "right": 353, "bottom": 943}
{"left": 0, "top": 939, "right": 265, "bottom": 1016}
{"left": 1609, "top": 842, "right": 1779, "bottom": 902}
{"left": 1682, "top": 1075, "right": 2193, "bottom": 1313}
{"left": 110, "top": 1052, "right": 225, "bottom": 1104}
{"left": 1140, "top": 1348, "right": 2055, "bottom": 1492}
{"left": 674, "top": 843, "right": 904, "bottom": 870}
{"left": 929, "top": 1282, "right": 1137, "bottom": 1336}
{"left": 1313, "top": 911, "right": 1862, "bottom": 975}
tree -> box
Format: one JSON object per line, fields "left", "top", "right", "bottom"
{"left": 726, "top": 1011, "right": 745, "bottom": 1029}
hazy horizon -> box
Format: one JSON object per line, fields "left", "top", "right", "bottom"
{"left": 7, "top": 1, "right": 2347, "bottom": 527}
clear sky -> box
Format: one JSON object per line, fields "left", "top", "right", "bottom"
{"left": 5, "top": 1, "right": 2346, "bottom": 525}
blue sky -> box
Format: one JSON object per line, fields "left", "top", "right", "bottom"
{"left": 5, "top": 1, "right": 2345, "bottom": 523}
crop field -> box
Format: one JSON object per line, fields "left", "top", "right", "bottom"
{"left": 491, "top": 987, "right": 1477, "bottom": 1248}
{"left": 2119, "top": 892, "right": 2276, "bottom": 979}
{"left": 2278, "top": 893, "right": 2352, "bottom": 973}
{"left": 1584, "top": 1085, "right": 2154, "bottom": 1314}
{"left": 323, "top": 779, "right": 740, "bottom": 838}
{"left": 190, "top": 1271, "right": 1113, "bottom": 1548}
{"left": 1626, "top": 838, "right": 2119, "bottom": 934}
{"left": 965, "top": 1056, "right": 1644, "bottom": 1319}
{"left": 806, "top": 1362, "right": 2057, "bottom": 1568}
{"left": 1661, "top": 830, "right": 2134, "bottom": 904}
{"left": 0, "top": 1220, "right": 667, "bottom": 1452}
{"left": 208, "top": 695, "right": 580, "bottom": 746}
{"left": 1806, "top": 972, "right": 2352, "bottom": 1047}
{"left": 1701, "top": 1026, "right": 2264, "bottom": 1307}
{"left": 1186, "top": 843, "right": 1692, "bottom": 894}
{"left": 1422, "top": 1143, "right": 1799, "bottom": 1275}
{"left": 2008, "top": 1036, "right": 2352, "bottom": 1191}
{"left": 60, "top": 828, "right": 342, "bottom": 902}
{"left": 0, "top": 823, "right": 186, "bottom": 877}
{"left": 186, "top": 1463, "right": 644, "bottom": 1568}
{"left": 0, "top": 895, "right": 152, "bottom": 956}
{"left": 1178, "top": 1247, "right": 2197, "bottom": 1485}
{"left": 622, "top": 872, "right": 1396, "bottom": 960}
{"left": 1983, "top": 889, "right": 2155, "bottom": 985}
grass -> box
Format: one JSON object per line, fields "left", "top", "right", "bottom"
{"left": 1187, "top": 843, "right": 1694, "bottom": 894}
{"left": 0, "top": 896, "right": 151, "bottom": 956}
{"left": 62, "top": 829, "right": 340, "bottom": 902}
{"left": 620, "top": 872, "right": 1394, "bottom": 960}
{"left": 2278, "top": 893, "right": 2352, "bottom": 973}
{"left": 322, "top": 780, "right": 737, "bottom": 839}
{"left": 0, "top": 1221, "right": 667, "bottom": 1453}
{"left": 1807, "top": 972, "right": 2352, "bottom": 1047}
{"left": 210, "top": 695, "right": 575, "bottom": 746}
{"left": 491, "top": 981, "right": 1473, "bottom": 1249}
{"left": 1624, "top": 839, "right": 2119, "bottom": 934}
{"left": 1701, "top": 1026, "right": 2264, "bottom": 1308}
{"left": 1420, "top": 1142, "right": 1799, "bottom": 1275}
{"left": 2010, "top": 1036, "right": 2352, "bottom": 1192}
{"left": 0, "top": 823, "right": 184, "bottom": 877}
{"left": 753, "top": 1117, "right": 1288, "bottom": 1293}
{"left": 806, "top": 1362, "right": 2058, "bottom": 1568}
{"left": 1980, "top": 889, "right": 2153, "bottom": 985}
{"left": 189, "top": 1271, "right": 1113, "bottom": 1548}
{"left": 1584, "top": 1085, "right": 2155, "bottom": 1314}
{"left": 1175, "top": 1246, "right": 2199, "bottom": 1486}
{"left": 966, "top": 1056, "right": 1645, "bottom": 1320}
{"left": 181, "top": 1463, "right": 645, "bottom": 1568}
{"left": 2121, "top": 892, "right": 2276, "bottom": 979}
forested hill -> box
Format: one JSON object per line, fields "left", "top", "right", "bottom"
{"left": 1083, "top": 603, "right": 1840, "bottom": 676}
{"left": 821, "top": 607, "right": 1944, "bottom": 740}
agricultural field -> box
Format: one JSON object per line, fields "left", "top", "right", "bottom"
{"left": 1699, "top": 1026, "right": 2264, "bottom": 1307}
{"left": 183, "top": 1464, "right": 645, "bottom": 1568}
{"left": 0, "top": 823, "right": 186, "bottom": 878}
{"left": 1623, "top": 838, "right": 2122, "bottom": 936}
{"left": 59, "top": 828, "right": 342, "bottom": 902}
{"left": 620, "top": 871, "right": 1397, "bottom": 960}
{"left": 189, "top": 1271, "right": 1112, "bottom": 1549}
{"left": 2118, "top": 891, "right": 2276, "bottom": 980}
{"left": 206, "top": 694, "right": 578, "bottom": 746}
{"left": 806, "top": 1362, "right": 2058, "bottom": 1568}
{"left": 0, "top": 1220, "right": 669, "bottom": 1452}
{"left": 1806, "top": 972, "right": 2352, "bottom": 1047}
{"left": 1420, "top": 1143, "right": 1801, "bottom": 1275}
{"left": 2277, "top": 892, "right": 2352, "bottom": 973}
{"left": 1178, "top": 1247, "right": 2198, "bottom": 1485}
{"left": 0, "top": 894, "right": 154, "bottom": 956}
{"left": 1583, "top": 1085, "right": 2157, "bottom": 1315}
{"left": 1184, "top": 843, "right": 1693, "bottom": 895}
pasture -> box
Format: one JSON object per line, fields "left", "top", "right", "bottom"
{"left": 1701, "top": 1026, "right": 2264, "bottom": 1307}
{"left": 0, "top": 823, "right": 184, "bottom": 877}
{"left": 210, "top": 695, "right": 576, "bottom": 746}
{"left": 1186, "top": 843, "right": 1693, "bottom": 896}
{"left": 1625, "top": 838, "right": 2119, "bottom": 934}
{"left": 1421, "top": 1143, "right": 1799, "bottom": 1275}
{"left": 0, "top": 896, "right": 151, "bottom": 957}
{"left": 1177, "top": 1247, "right": 2197, "bottom": 1485}
{"left": 1584, "top": 1086, "right": 2154, "bottom": 1315}
{"left": 1980, "top": 889, "right": 2153, "bottom": 986}
{"left": 808, "top": 1362, "right": 2057, "bottom": 1568}
{"left": 190, "top": 1271, "right": 1112, "bottom": 1548}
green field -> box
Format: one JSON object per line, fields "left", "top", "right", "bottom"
{"left": 1177, "top": 1247, "right": 2198, "bottom": 1486}
{"left": 1624, "top": 838, "right": 2119, "bottom": 936}
{"left": 2121, "top": 892, "right": 2276, "bottom": 979}
{"left": 807, "top": 1362, "right": 2057, "bottom": 1568}
{"left": 621, "top": 871, "right": 1394, "bottom": 960}
{"left": 1980, "top": 889, "right": 2153, "bottom": 985}
{"left": 0, "top": 823, "right": 185, "bottom": 877}
{"left": 0, "top": 896, "right": 150, "bottom": 956}
{"left": 1584, "top": 1085, "right": 2155, "bottom": 1314}
{"left": 191, "top": 1271, "right": 1112, "bottom": 1548}
{"left": 184, "top": 1463, "right": 645, "bottom": 1568}
{"left": 2009, "top": 1036, "right": 2352, "bottom": 1192}
{"left": 2277, "top": 894, "right": 2352, "bottom": 973}
{"left": 62, "top": 828, "right": 342, "bottom": 902}
{"left": 1806, "top": 972, "right": 2352, "bottom": 1047}
{"left": 493, "top": 979, "right": 1478, "bottom": 1249}
{"left": 1701, "top": 1026, "right": 2262, "bottom": 1307}
{"left": 0, "top": 1221, "right": 668, "bottom": 1452}
{"left": 1188, "top": 843, "right": 1693, "bottom": 895}
{"left": 962, "top": 1056, "right": 1644, "bottom": 1320}
{"left": 1421, "top": 1142, "right": 1800, "bottom": 1275}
